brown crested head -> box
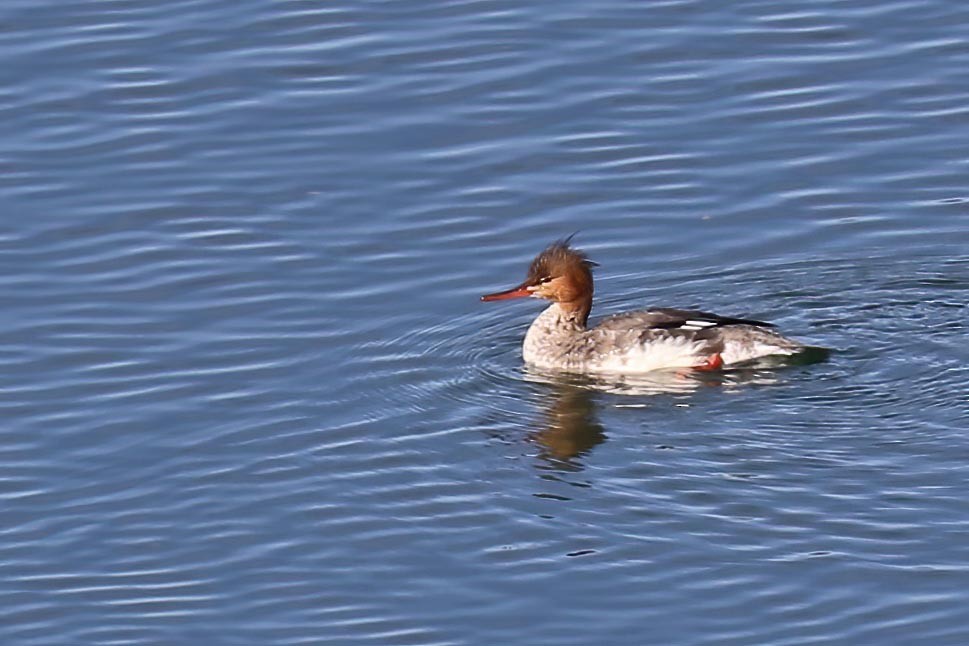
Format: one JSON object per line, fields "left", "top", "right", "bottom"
{"left": 481, "top": 237, "right": 597, "bottom": 324}
{"left": 523, "top": 238, "right": 596, "bottom": 303}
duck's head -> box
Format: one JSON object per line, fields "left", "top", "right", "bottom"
{"left": 481, "top": 238, "right": 597, "bottom": 322}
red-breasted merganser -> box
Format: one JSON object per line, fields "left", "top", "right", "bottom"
{"left": 481, "top": 238, "right": 808, "bottom": 373}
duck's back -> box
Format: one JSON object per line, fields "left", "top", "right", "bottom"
{"left": 586, "top": 308, "right": 804, "bottom": 372}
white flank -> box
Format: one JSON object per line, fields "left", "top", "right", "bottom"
{"left": 593, "top": 335, "right": 705, "bottom": 372}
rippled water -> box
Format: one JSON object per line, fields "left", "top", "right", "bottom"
{"left": 2, "top": 0, "right": 968, "bottom": 644}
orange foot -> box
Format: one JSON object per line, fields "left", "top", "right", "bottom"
{"left": 692, "top": 353, "right": 723, "bottom": 372}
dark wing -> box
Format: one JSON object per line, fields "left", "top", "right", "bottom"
{"left": 598, "top": 307, "right": 774, "bottom": 333}
{"left": 645, "top": 308, "right": 775, "bottom": 331}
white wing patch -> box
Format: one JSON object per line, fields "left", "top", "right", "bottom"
{"left": 679, "top": 320, "right": 718, "bottom": 331}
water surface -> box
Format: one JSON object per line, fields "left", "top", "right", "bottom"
{"left": 1, "top": 0, "right": 968, "bottom": 644}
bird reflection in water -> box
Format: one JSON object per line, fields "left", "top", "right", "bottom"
{"left": 530, "top": 384, "right": 606, "bottom": 471}
{"left": 524, "top": 366, "right": 791, "bottom": 470}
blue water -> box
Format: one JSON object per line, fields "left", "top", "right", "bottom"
{"left": 1, "top": 0, "right": 967, "bottom": 644}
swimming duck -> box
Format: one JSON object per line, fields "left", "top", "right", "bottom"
{"left": 481, "top": 238, "right": 807, "bottom": 373}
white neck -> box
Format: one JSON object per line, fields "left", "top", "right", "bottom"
{"left": 522, "top": 303, "right": 586, "bottom": 367}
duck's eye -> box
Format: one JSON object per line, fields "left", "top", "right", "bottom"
{"left": 538, "top": 276, "right": 552, "bottom": 285}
